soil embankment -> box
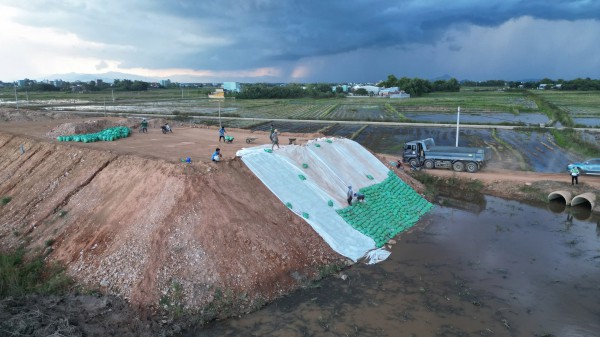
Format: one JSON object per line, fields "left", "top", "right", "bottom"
{"left": 0, "top": 132, "right": 345, "bottom": 314}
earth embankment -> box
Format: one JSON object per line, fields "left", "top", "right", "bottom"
{"left": 0, "top": 133, "right": 344, "bottom": 313}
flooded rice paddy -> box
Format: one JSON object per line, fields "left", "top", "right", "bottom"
{"left": 187, "top": 196, "right": 600, "bottom": 337}
{"left": 404, "top": 112, "right": 549, "bottom": 125}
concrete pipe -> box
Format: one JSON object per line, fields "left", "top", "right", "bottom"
{"left": 570, "top": 192, "right": 596, "bottom": 210}
{"left": 547, "top": 190, "right": 572, "bottom": 205}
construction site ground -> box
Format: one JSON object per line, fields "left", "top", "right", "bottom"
{"left": 1, "top": 109, "right": 599, "bottom": 336}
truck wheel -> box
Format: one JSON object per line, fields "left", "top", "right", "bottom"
{"left": 409, "top": 158, "right": 419, "bottom": 167}
{"left": 466, "top": 161, "right": 478, "bottom": 173}
{"left": 452, "top": 161, "right": 465, "bottom": 172}
{"left": 424, "top": 160, "right": 434, "bottom": 169}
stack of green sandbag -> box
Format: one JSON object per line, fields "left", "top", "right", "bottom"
{"left": 337, "top": 171, "right": 433, "bottom": 247}
{"left": 57, "top": 126, "right": 131, "bottom": 143}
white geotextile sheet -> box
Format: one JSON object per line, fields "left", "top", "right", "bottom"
{"left": 237, "top": 137, "right": 391, "bottom": 262}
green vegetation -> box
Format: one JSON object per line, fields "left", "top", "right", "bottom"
{"left": 160, "top": 280, "right": 185, "bottom": 318}
{"left": 411, "top": 171, "right": 484, "bottom": 199}
{"left": 1, "top": 196, "right": 11, "bottom": 205}
{"left": 549, "top": 128, "right": 600, "bottom": 158}
{"left": 317, "top": 263, "right": 344, "bottom": 280}
{"left": 0, "top": 249, "right": 72, "bottom": 298}
{"left": 524, "top": 90, "right": 573, "bottom": 127}
{"left": 378, "top": 75, "right": 460, "bottom": 96}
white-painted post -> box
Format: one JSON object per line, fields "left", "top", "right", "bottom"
{"left": 14, "top": 86, "right": 18, "bottom": 110}
{"left": 218, "top": 101, "right": 222, "bottom": 128}
{"left": 455, "top": 106, "right": 460, "bottom": 147}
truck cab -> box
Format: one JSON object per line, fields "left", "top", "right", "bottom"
{"left": 402, "top": 138, "right": 433, "bottom": 167}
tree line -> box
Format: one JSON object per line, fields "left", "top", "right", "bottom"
{"left": 377, "top": 75, "right": 460, "bottom": 97}
{"left": 465, "top": 77, "right": 600, "bottom": 90}
{"left": 7, "top": 76, "right": 600, "bottom": 95}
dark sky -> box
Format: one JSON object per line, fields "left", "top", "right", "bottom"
{"left": 1, "top": 0, "right": 599, "bottom": 82}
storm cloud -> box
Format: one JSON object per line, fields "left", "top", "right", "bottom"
{"left": 1, "top": 0, "right": 599, "bottom": 82}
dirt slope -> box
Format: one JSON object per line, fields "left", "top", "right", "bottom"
{"left": 0, "top": 133, "right": 344, "bottom": 313}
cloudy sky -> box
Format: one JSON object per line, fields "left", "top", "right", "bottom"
{"left": 1, "top": 0, "right": 599, "bottom": 83}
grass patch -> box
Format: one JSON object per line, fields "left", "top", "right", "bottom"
{"left": 0, "top": 248, "right": 72, "bottom": 298}
{"left": 518, "top": 184, "right": 548, "bottom": 202}
{"left": 317, "top": 263, "right": 344, "bottom": 280}
{"left": 1, "top": 196, "right": 12, "bottom": 205}
{"left": 549, "top": 128, "right": 600, "bottom": 158}
{"left": 411, "top": 171, "right": 484, "bottom": 194}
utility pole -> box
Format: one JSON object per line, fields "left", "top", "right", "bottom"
{"left": 218, "top": 101, "right": 222, "bottom": 128}
{"left": 455, "top": 106, "right": 460, "bottom": 147}
{"left": 14, "top": 86, "right": 18, "bottom": 110}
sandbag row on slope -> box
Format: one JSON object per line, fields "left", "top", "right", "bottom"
{"left": 337, "top": 171, "right": 433, "bottom": 247}
{"left": 56, "top": 126, "right": 131, "bottom": 143}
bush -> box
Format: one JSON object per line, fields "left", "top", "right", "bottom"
{"left": 0, "top": 249, "right": 72, "bottom": 298}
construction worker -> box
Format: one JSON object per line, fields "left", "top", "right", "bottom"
{"left": 140, "top": 118, "right": 148, "bottom": 133}
{"left": 212, "top": 148, "right": 222, "bottom": 162}
{"left": 218, "top": 126, "right": 226, "bottom": 142}
{"left": 570, "top": 166, "right": 580, "bottom": 185}
{"left": 270, "top": 129, "right": 280, "bottom": 150}
{"left": 347, "top": 186, "right": 353, "bottom": 205}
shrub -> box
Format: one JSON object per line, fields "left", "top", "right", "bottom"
{"left": 0, "top": 249, "right": 72, "bottom": 298}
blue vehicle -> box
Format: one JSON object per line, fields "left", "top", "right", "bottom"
{"left": 567, "top": 158, "right": 600, "bottom": 175}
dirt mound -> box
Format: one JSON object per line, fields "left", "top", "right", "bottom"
{"left": 0, "top": 133, "right": 345, "bottom": 316}
{"left": 45, "top": 119, "right": 114, "bottom": 138}
{"left": 0, "top": 107, "right": 76, "bottom": 122}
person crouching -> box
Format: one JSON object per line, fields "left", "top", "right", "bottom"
{"left": 354, "top": 192, "right": 365, "bottom": 202}
{"left": 212, "top": 148, "right": 222, "bottom": 162}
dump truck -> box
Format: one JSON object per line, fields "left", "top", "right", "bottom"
{"left": 402, "top": 138, "right": 491, "bottom": 173}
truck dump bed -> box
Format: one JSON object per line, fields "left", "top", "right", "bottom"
{"left": 427, "top": 146, "right": 492, "bottom": 162}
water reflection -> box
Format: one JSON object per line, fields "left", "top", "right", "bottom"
{"left": 184, "top": 196, "right": 600, "bottom": 337}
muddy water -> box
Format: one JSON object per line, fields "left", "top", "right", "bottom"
{"left": 186, "top": 196, "right": 600, "bottom": 337}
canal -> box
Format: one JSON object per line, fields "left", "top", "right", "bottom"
{"left": 186, "top": 195, "right": 600, "bottom": 337}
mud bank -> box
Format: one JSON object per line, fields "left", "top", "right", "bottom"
{"left": 0, "top": 133, "right": 345, "bottom": 315}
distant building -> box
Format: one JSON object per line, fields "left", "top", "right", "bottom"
{"left": 17, "top": 80, "right": 27, "bottom": 87}
{"left": 160, "top": 79, "right": 172, "bottom": 87}
{"left": 379, "top": 87, "right": 410, "bottom": 99}
{"left": 538, "top": 84, "right": 548, "bottom": 90}
{"left": 352, "top": 85, "right": 380, "bottom": 95}
{"left": 331, "top": 85, "right": 349, "bottom": 93}
{"left": 53, "top": 79, "right": 63, "bottom": 87}
{"left": 223, "top": 82, "right": 241, "bottom": 92}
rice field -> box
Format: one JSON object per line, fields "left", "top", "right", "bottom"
{"left": 535, "top": 90, "right": 600, "bottom": 127}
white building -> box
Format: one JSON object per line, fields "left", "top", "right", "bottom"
{"left": 352, "top": 85, "right": 380, "bottom": 94}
